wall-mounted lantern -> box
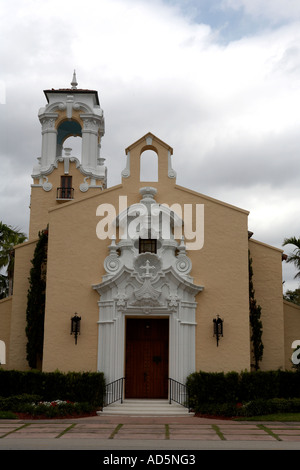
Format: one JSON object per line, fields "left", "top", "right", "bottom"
{"left": 213, "top": 315, "right": 223, "bottom": 347}
{"left": 71, "top": 313, "right": 81, "bottom": 344}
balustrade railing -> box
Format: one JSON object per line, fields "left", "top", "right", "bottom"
{"left": 104, "top": 377, "right": 125, "bottom": 407}
{"left": 56, "top": 187, "right": 74, "bottom": 200}
{"left": 104, "top": 377, "right": 190, "bottom": 411}
{"left": 168, "top": 378, "right": 190, "bottom": 411}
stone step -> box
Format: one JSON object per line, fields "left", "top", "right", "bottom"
{"left": 98, "top": 399, "right": 191, "bottom": 416}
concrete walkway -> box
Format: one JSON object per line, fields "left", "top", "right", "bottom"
{"left": 1, "top": 414, "right": 300, "bottom": 450}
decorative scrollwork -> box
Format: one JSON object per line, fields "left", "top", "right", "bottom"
{"left": 42, "top": 176, "right": 52, "bottom": 192}
{"left": 175, "top": 255, "right": 192, "bottom": 275}
{"left": 104, "top": 254, "right": 121, "bottom": 274}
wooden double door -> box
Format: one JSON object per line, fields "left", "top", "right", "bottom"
{"left": 125, "top": 318, "right": 169, "bottom": 399}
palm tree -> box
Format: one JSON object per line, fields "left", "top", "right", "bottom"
{"left": 0, "top": 222, "right": 26, "bottom": 297}
{"left": 282, "top": 236, "right": 300, "bottom": 279}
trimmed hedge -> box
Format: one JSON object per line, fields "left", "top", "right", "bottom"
{"left": 241, "top": 398, "right": 300, "bottom": 417}
{"left": 187, "top": 370, "right": 300, "bottom": 410}
{"left": 193, "top": 398, "right": 300, "bottom": 417}
{"left": 0, "top": 369, "right": 105, "bottom": 406}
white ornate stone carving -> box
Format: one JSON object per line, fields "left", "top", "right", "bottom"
{"left": 174, "top": 237, "right": 192, "bottom": 276}
{"left": 42, "top": 178, "right": 52, "bottom": 192}
{"left": 93, "top": 188, "right": 204, "bottom": 385}
{"left": 121, "top": 151, "right": 130, "bottom": 178}
{"left": 33, "top": 79, "right": 107, "bottom": 186}
{"left": 79, "top": 176, "right": 89, "bottom": 192}
{"left": 168, "top": 150, "right": 177, "bottom": 178}
{"left": 82, "top": 117, "right": 99, "bottom": 133}
{"left": 146, "top": 136, "right": 153, "bottom": 145}
{"left": 132, "top": 278, "right": 161, "bottom": 306}
{"left": 134, "top": 252, "right": 161, "bottom": 279}
{"left": 41, "top": 116, "right": 56, "bottom": 132}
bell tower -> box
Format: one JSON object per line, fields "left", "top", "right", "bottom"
{"left": 29, "top": 73, "right": 106, "bottom": 239}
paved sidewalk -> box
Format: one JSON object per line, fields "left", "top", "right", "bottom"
{"left": 1, "top": 414, "right": 300, "bottom": 445}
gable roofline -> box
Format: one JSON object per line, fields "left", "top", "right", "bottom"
{"left": 46, "top": 181, "right": 250, "bottom": 217}
{"left": 249, "top": 237, "right": 283, "bottom": 253}
{"left": 47, "top": 184, "right": 123, "bottom": 214}
{"left": 125, "top": 132, "right": 173, "bottom": 154}
{"left": 174, "top": 185, "right": 250, "bottom": 215}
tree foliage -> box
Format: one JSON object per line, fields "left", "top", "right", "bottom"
{"left": 283, "top": 236, "right": 300, "bottom": 279}
{"left": 0, "top": 221, "right": 26, "bottom": 298}
{"left": 248, "top": 251, "right": 264, "bottom": 370}
{"left": 284, "top": 287, "right": 300, "bottom": 306}
{"left": 25, "top": 229, "right": 48, "bottom": 369}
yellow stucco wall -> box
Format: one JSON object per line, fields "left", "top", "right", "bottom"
{"left": 176, "top": 187, "right": 251, "bottom": 373}
{"left": 283, "top": 300, "right": 300, "bottom": 370}
{"left": 29, "top": 160, "right": 104, "bottom": 240}
{"left": 42, "top": 185, "right": 122, "bottom": 372}
{"left": 40, "top": 135, "right": 251, "bottom": 373}
{"left": 40, "top": 182, "right": 251, "bottom": 373}
{"left": 7, "top": 239, "right": 37, "bottom": 371}
{"left": 249, "top": 239, "right": 285, "bottom": 370}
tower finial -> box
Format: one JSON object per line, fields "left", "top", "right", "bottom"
{"left": 71, "top": 70, "right": 78, "bottom": 89}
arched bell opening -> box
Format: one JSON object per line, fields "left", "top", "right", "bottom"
{"left": 140, "top": 149, "right": 158, "bottom": 182}
{"left": 56, "top": 120, "right": 82, "bottom": 158}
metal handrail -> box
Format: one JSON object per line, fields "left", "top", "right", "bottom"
{"left": 169, "top": 378, "right": 190, "bottom": 411}
{"left": 104, "top": 377, "right": 125, "bottom": 407}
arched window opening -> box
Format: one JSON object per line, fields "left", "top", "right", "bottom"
{"left": 57, "top": 120, "right": 82, "bottom": 158}
{"left": 140, "top": 150, "right": 158, "bottom": 182}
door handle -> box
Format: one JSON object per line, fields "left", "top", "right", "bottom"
{"left": 153, "top": 355, "right": 161, "bottom": 364}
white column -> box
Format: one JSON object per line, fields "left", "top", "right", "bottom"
{"left": 40, "top": 114, "right": 58, "bottom": 168}
{"left": 81, "top": 115, "right": 100, "bottom": 171}
{"left": 97, "top": 299, "right": 126, "bottom": 384}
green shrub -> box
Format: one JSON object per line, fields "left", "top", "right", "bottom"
{"left": 278, "top": 370, "right": 300, "bottom": 398}
{"left": 194, "top": 402, "right": 239, "bottom": 417}
{"left": 0, "top": 369, "right": 105, "bottom": 406}
{"left": 187, "top": 369, "right": 300, "bottom": 411}
{"left": 186, "top": 371, "right": 239, "bottom": 406}
{"left": 0, "top": 394, "right": 96, "bottom": 417}
{"left": 194, "top": 398, "right": 300, "bottom": 417}
{"left": 240, "top": 399, "right": 271, "bottom": 417}
{"left": 239, "top": 398, "right": 300, "bottom": 417}
{"left": 239, "top": 370, "right": 280, "bottom": 400}
{"left": 0, "top": 394, "right": 42, "bottom": 412}
{"left": 0, "top": 411, "right": 17, "bottom": 419}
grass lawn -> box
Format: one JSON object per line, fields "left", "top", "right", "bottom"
{"left": 235, "top": 413, "right": 300, "bottom": 421}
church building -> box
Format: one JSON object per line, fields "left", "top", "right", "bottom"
{"left": 1, "top": 74, "right": 300, "bottom": 400}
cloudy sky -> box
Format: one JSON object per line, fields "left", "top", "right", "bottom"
{"left": 0, "top": 0, "right": 300, "bottom": 291}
